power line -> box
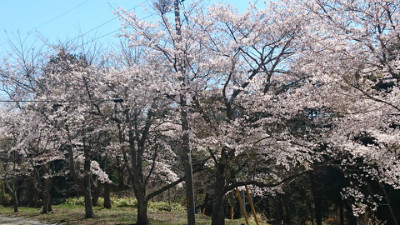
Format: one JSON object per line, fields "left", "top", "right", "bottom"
{"left": 71, "top": 0, "right": 149, "bottom": 42}
{"left": 34, "top": 0, "right": 93, "bottom": 31}
{"left": 0, "top": 98, "right": 124, "bottom": 104}
{"left": 1, "top": 1, "right": 148, "bottom": 50}
{"left": 75, "top": 13, "right": 157, "bottom": 48}
{"left": 0, "top": 1, "right": 93, "bottom": 50}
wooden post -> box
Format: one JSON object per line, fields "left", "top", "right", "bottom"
{"left": 235, "top": 188, "right": 250, "bottom": 225}
{"left": 245, "top": 185, "right": 260, "bottom": 225}
{"left": 231, "top": 206, "right": 234, "bottom": 220}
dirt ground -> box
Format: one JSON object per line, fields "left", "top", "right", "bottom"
{"left": 0, "top": 215, "right": 55, "bottom": 225}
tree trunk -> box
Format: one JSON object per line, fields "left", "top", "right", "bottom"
{"left": 84, "top": 172, "right": 94, "bottom": 218}
{"left": 211, "top": 164, "right": 226, "bottom": 225}
{"left": 136, "top": 192, "right": 149, "bottom": 225}
{"left": 104, "top": 183, "right": 111, "bottom": 209}
{"left": 314, "top": 198, "right": 322, "bottom": 225}
{"left": 27, "top": 179, "right": 40, "bottom": 207}
{"left": 203, "top": 192, "right": 209, "bottom": 215}
{"left": 42, "top": 176, "right": 53, "bottom": 213}
{"left": 12, "top": 190, "right": 18, "bottom": 213}
{"left": 276, "top": 197, "right": 283, "bottom": 225}
{"left": 116, "top": 157, "right": 125, "bottom": 189}
{"left": 92, "top": 182, "right": 101, "bottom": 207}
{"left": 240, "top": 190, "right": 246, "bottom": 217}
{"left": 339, "top": 201, "right": 344, "bottom": 225}
{"left": 84, "top": 146, "right": 95, "bottom": 218}
{"left": 129, "top": 124, "right": 149, "bottom": 225}
{"left": 310, "top": 174, "right": 322, "bottom": 225}
{"left": 344, "top": 202, "right": 358, "bottom": 225}
{"left": 173, "top": 0, "right": 195, "bottom": 224}
{"left": 306, "top": 192, "right": 315, "bottom": 225}
{"left": 283, "top": 197, "right": 291, "bottom": 225}
{"left": 380, "top": 183, "right": 399, "bottom": 225}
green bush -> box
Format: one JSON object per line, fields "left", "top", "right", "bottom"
{"left": 148, "top": 201, "right": 185, "bottom": 212}
{"left": 113, "top": 197, "right": 137, "bottom": 207}
{"left": 64, "top": 197, "right": 184, "bottom": 212}
{"left": 65, "top": 196, "right": 85, "bottom": 205}
{"left": 64, "top": 196, "right": 137, "bottom": 207}
{"left": 0, "top": 187, "right": 11, "bottom": 206}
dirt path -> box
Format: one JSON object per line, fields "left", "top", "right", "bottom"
{"left": 0, "top": 215, "right": 55, "bottom": 225}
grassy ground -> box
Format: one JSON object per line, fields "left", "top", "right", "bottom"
{"left": 0, "top": 204, "right": 268, "bottom": 225}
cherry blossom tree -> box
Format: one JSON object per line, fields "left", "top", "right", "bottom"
{"left": 99, "top": 50, "right": 184, "bottom": 224}
{"left": 0, "top": 41, "right": 62, "bottom": 213}
{"left": 37, "top": 48, "right": 115, "bottom": 218}
{"left": 118, "top": 1, "right": 316, "bottom": 224}
{"left": 285, "top": 0, "right": 400, "bottom": 220}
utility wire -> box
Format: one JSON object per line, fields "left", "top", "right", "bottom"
{"left": 75, "top": 13, "right": 157, "bottom": 48}
{"left": 71, "top": 0, "right": 148, "bottom": 42}
{"left": 0, "top": 98, "right": 124, "bottom": 104}
{"left": 1, "top": 0, "right": 148, "bottom": 49}
{"left": 0, "top": 1, "right": 93, "bottom": 49}
{"left": 34, "top": 0, "right": 93, "bottom": 31}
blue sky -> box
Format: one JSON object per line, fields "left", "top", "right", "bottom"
{"left": 0, "top": 0, "right": 263, "bottom": 56}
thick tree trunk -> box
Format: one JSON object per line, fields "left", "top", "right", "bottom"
{"left": 203, "top": 192, "right": 209, "bottom": 215}
{"left": 92, "top": 182, "right": 102, "bottom": 207}
{"left": 27, "top": 179, "right": 40, "bottom": 207}
{"left": 104, "top": 183, "right": 111, "bottom": 209}
{"left": 48, "top": 198, "right": 52, "bottom": 212}
{"left": 136, "top": 192, "right": 149, "bottom": 225}
{"left": 380, "top": 183, "right": 399, "bottom": 225}
{"left": 42, "top": 195, "right": 48, "bottom": 214}
{"left": 12, "top": 191, "right": 18, "bottom": 213}
{"left": 42, "top": 176, "right": 53, "bottom": 213}
{"left": 314, "top": 198, "right": 322, "bottom": 225}
{"left": 84, "top": 146, "right": 95, "bottom": 218}
{"left": 339, "top": 201, "right": 344, "bottom": 225}
{"left": 116, "top": 157, "right": 125, "bottom": 189}
{"left": 344, "top": 202, "right": 358, "bottom": 225}
{"left": 84, "top": 172, "right": 94, "bottom": 218}
{"left": 276, "top": 197, "right": 283, "bottom": 225}
{"left": 173, "top": 0, "right": 195, "bottom": 224}
{"left": 211, "top": 164, "right": 226, "bottom": 225}
{"left": 310, "top": 174, "right": 322, "bottom": 225}
{"left": 306, "top": 193, "right": 315, "bottom": 225}
{"left": 129, "top": 124, "right": 150, "bottom": 225}
{"left": 283, "top": 198, "right": 291, "bottom": 225}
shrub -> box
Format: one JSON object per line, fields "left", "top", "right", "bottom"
{"left": 65, "top": 196, "right": 85, "bottom": 205}
{"left": 113, "top": 197, "right": 137, "bottom": 207}
{"left": 148, "top": 201, "right": 185, "bottom": 212}
{"left": 64, "top": 197, "right": 184, "bottom": 212}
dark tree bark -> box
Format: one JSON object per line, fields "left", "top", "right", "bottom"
{"left": 173, "top": 0, "right": 196, "bottom": 224}
{"left": 116, "top": 157, "right": 125, "bottom": 189}
{"left": 27, "top": 178, "right": 40, "bottom": 207}
{"left": 283, "top": 198, "right": 291, "bottom": 225}
{"left": 103, "top": 183, "right": 111, "bottom": 209}
{"left": 310, "top": 174, "right": 322, "bottom": 225}
{"left": 339, "top": 201, "right": 344, "bottom": 225}
{"left": 211, "top": 163, "right": 226, "bottom": 225}
{"left": 128, "top": 121, "right": 149, "bottom": 225}
{"left": 42, "top": 176, "right": 53, "bottom": 213}
{"left": 276, "top": 197, "right": 283, "bottom": 225}
{"left": 12, "top": 190, "right": 18, "bottom": 213}
{"left": 84, "top": 144, "right": 94, "bottom": 218}
{"left": 92, "top": 182, "right": 102, "bottom": 207}
{"left": 136, "top": 190, "right": 148, "bottom": 225}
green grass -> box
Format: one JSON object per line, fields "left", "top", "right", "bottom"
{"left": 0, "top": 203, "right": 269, "bottom": 225}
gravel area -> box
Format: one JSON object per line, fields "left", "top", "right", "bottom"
{"left": 0, "top": 215, "right": 54, "bottom": 225}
